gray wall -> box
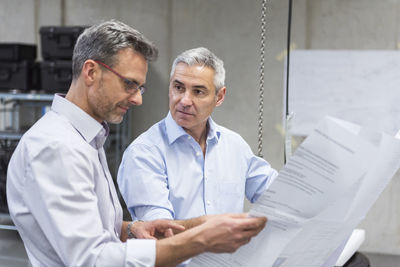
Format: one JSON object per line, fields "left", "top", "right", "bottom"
{"left": 1, "top": 0, "right": 400, "bottom": 256}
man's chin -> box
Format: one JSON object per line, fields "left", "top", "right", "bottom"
{"left": 175, "top": 119, "right": 192, "bottom": 129}
{"left": 106, "top": 115, "right": 124, "bottom": 124}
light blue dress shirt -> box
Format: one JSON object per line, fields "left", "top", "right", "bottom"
{"left": 118, "top": 112, "right": 278, "bottom": 221}
{"left": 7, "top": 94, "right": 155, "bottom": 267}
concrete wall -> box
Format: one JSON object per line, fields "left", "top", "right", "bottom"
{"left": 1, "top": 0, "right": 400, "bottom": 256}
{"left": 170, "top": 0, "right": 288, "bottom": 169}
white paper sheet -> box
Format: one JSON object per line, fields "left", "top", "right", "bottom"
{"left": 334, "top": 229, "right": 365, "bottom": 266}
{"left": 188, "top": 116, "right": 400, "bottom": 267}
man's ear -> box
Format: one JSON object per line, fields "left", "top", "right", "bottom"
{"left": 81, "top": 60, "right": 98, "bottom": 86}
{"left": 216, "top": 87, "right": 226, "bottom": 107}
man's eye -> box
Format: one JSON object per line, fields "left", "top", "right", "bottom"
{"left": 125, "top": 80, "right": 138, "bottom": 90}
{"left": 194, "top": 89, "right": 205, "bottom": 95}
{"left": 174, "top": 85, "right": 184, "bottom": 91}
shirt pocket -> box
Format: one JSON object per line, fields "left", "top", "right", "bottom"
{"left": 216, "top": 181, "right": 245, "bottom": 213}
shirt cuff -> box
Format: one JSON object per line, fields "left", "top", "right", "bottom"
{"left": 126, "top": 239, "right": 156, "bottom": 267}
{"left": 135, "top": 206, "right": 174, "bottom": 221}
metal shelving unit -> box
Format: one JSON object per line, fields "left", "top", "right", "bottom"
{"left": 0, "top": 92, "right": 54, "bottom": 231}
{"left": 0, "top": 92, "right": 54, "bottom": 102}
{"left": 0, "top": 132, "right": 23, "bottom": 140}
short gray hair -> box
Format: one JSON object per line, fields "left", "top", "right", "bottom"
{"left": 170, "top": 47, "right": 225, "bottom": 92}
{"left": 72, "top": 19, "right": 158, "bottom": 80}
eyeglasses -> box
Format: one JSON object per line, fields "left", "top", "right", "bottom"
{"left": 94, "top": 60, "right": 146, "bottom": 95}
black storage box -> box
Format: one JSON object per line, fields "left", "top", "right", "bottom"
{"left": 40, "top": 26, "right": 86, "bottom": 60}
{"left": 0, "top": 61, "right": 38, "bottom": 91}
{"left": 0, "top": 43, "right": 37, "bottom": 62}
{"left": 40, "top": 60, "right": 72, "bottom": 93}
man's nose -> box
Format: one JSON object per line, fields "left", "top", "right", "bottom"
{"left": 180, "top": 91, "right": 193, "bottom": 106}
{"left": 129, "top": 91, "right": 143, "bottom": 106}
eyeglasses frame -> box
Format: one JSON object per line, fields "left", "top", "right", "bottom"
{"left": 94, "top": 60, "right": 146, "bottom": 95}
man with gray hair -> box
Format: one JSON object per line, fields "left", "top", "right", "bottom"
{"left": 7, "top": 22, "right": 267, "bottom": 267}
{"left": 118, "top": 47, "right": 277, "bottom": 230}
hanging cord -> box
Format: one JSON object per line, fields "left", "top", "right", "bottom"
{"left": 285, "top": 0, "right": 293, "bottom": 118}
{"left": 284, "top": 0, "right": 294, "bottom": 164}
{"left": 257, "top": 0, "right": 269, "bottom": 158}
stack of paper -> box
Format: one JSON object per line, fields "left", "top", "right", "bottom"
{"left": 189, "top": 116, "right": 400, "bottom": 267}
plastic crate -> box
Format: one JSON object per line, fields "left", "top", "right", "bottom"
{"left": 40, "top": 26, "right": 86, "bottom": 60}
{"left": 0, "top": 61, "right": 38, "bottom": 91}
{"left": 0, "top": 43, "right": 37, "bottom": 62}
{"left": 40, "top": 60, "right": 72, "bottom": 93}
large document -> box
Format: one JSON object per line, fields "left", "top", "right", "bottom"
{"left": 188, "top": 116, "right": 400, "bottom": 267}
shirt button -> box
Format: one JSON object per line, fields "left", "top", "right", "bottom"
{"left": 187, "top": 136, "right": 191, "bottom": 140}
{"left": 207, "top": 201, "right": 211, "bottom": 206}
{"left": 196, "top": 151, "right": 201, "bottom": 156}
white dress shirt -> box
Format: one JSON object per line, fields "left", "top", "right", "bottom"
{"left": 7, "top": 94, "right": 155, "bottom": 267}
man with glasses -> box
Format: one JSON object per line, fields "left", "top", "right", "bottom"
{"left": 7, "top": 21, "right": 267, "bottom": 267}
{"left": 118, "top": 47, "right": 277, "bottom": 232}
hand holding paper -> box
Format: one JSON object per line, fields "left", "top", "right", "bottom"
{"left": 189, "top": 116, "right": 400, "bottom": 267}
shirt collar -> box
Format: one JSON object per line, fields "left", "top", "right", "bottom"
{"left": 51, "top": 94, "right": 108, "bottom": 145}
{"left": 207, "top": 116, "right": 220, "bottom": 142}
{"left": 165, "top": 111, "right": 220, "bottom": 145}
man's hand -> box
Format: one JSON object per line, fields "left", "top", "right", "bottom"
{"left": 130, "top": 220, "right": 185, "bottom": 240}
{"left": 154, "top": 213, "right": 267, "bottom": 267}
{"left": 197, "top": 213, "right": 267, "bottom": 253}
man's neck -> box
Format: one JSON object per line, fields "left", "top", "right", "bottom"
{"left": 66, "top": 80, "right": 103, "bottom": 123}
{"left": 184, "top": 122, "right": 209, "bottom": 156}
{"left": 66, "top": 80, "right": 87, "bottom": 112}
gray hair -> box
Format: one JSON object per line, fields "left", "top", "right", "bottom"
{"left": 72, "top": 19, "right": 158, "bottom": 80}
{"left": 170, "top": 47, "right": 225, "bottom": 92}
